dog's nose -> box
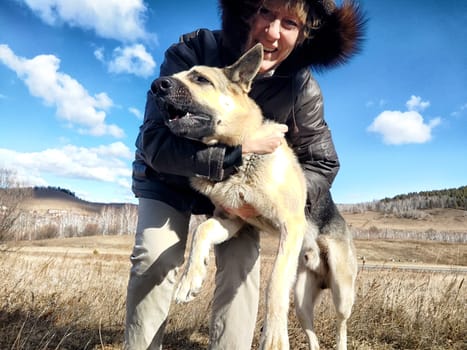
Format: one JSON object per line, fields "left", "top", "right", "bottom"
{"left": 153, "top": 77, "right": 173, "bottom": 96}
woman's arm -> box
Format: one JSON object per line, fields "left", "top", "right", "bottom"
{"left": 136, "top": 30, "right": 241, "bottom": 182}
{"left": 287, "top": 72, "right": 340, "bottom": 199}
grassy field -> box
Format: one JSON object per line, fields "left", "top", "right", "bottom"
{"left": 1, "top": 234, "right": 466, "bottom": 350}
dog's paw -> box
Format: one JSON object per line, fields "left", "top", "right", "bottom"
{"left": 259, "top": 333, "right": 290, "bottom": 350}
{"left": 174, "top": 263, "right": 207, "bottom": 303}
{"left": 259, "top": 321, "right": 289, "bottom": 350}
{"left": 174, "top": 275, "right": 202, "bottom": 303}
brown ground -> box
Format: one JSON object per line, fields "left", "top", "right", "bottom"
{"left": 7, "top": 198, "right": 467, "bottom": 267}
{"left": 21, "top": 193, "right": 467, "bottom": 233}
{"left": 342, "top": 208, "right": 467, "bottom": 233}
{"left": 5, "top": 230, "right": 466, "bottom": 269}
{"left": 6, "top": 196, "right": 467, "bottom": 269}
{"left": 2, "top": 206, "right": 466, "bottom": 350}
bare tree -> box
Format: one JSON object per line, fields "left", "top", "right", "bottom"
{"left": 0, "top": 168, "right": 32, "bottom": 241}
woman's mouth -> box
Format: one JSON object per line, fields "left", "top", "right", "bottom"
{"left": 263, "top": 47, "right": 278, "bottom": 54}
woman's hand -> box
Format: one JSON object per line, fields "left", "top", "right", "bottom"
{"left": 224, "top": 124, "right": 287, "bottom": 219}
{"left": 242, "top": 123, "right": 288, "bottom": 154}
{"left": 223, "top": 203, "right": 259, "bottom": 219}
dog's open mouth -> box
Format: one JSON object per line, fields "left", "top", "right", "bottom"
{"left": 160, "top": 100, "right": 215, "bottom": 140}
{"left": 165, "top": 102, "right": 211, "bottom": 123}
{"left": 151, "top": 76, "right": 216, "bottom": 140}
{"left": 167, "top": 103, "right": 187, "bottom": 121}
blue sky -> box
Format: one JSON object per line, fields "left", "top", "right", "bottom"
{"left": 0, "top": 0, "right": 466, "bottom": 204}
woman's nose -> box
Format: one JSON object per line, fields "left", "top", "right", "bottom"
{"left": 266, "top": 19, "right": 281, "bottom": 40}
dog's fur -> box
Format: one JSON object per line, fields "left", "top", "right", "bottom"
{"left": 153, "top": 44, "right": 357, "bottom": 350}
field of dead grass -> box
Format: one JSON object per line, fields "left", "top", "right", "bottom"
{"left": 1, "top": 234, "right": 466, "bottom": 350}
{"left": 343, "top": 209, "right": 467, "bottom": 234}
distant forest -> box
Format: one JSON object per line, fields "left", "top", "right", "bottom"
{"left": 339, "top": 186, "right": 466, "bottom": 216}
{"left": 34, "top": 186, "right": 77, "bottom": 198}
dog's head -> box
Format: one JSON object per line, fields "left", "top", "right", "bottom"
{"left": 152, "top": 44, "right": 264, "bottom": 145}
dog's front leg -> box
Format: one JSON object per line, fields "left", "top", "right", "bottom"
{"left": 260, "top": 216, "right": 306, "bottom": 350}
{"left": 174, "top": 216, "right": 244, "bottom": 303}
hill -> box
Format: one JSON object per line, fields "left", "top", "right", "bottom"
{"left": 338, "top": 185, "right": 466, "bottom": 213}
{"left": 17, "top": 185, "right": 467, "bottom": 214}
{"left": 1, "top": 187, "right": 137, "bottom": 241}
{"left": 337, "top": 186, "right": 466, "bottom": 242}
{"left": 20, "top": 186, "right": 135, "bottom": 214}
{"left": 2, "top": 185, "right": 466, "bottom": 242}
{"left": 20, "top": 186, "right": 101, "bottom": 213}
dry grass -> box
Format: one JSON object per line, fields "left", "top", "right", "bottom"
{"left": 342, "top": 209, "right": 467, "bottom": 234}
{"left": 1, "top": 252, "right": 127, "bottom": 350}
{"left": 1, "top": 235, "right": 466, "bottom": 349}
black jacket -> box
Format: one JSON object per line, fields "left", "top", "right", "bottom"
{"left": 134, "top": 29, "right": 336, "bottom": 214}
{"left": 132, "top": 1, "right": 366, "bottom": 214}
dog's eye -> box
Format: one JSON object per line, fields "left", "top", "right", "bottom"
{"left": 195, "top": 75, "right": 211, "bottom": 84}
{"left": 188, "top": 70, "right": 213, "bottom": 86}
{"left": 189, "top": 72, "right": 212, "bottom": 85}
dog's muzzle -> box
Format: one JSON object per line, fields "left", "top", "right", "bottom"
{"left": 152, "top": 77, "right": 215, "bottom": 140}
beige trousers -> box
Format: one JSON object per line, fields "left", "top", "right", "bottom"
{"left": 124, "top": 198, "right": 260, "bottom": 350}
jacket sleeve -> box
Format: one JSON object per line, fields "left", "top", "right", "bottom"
{"left": 287, "top": 72, "right": 340, "bottom": 201}
{"left": 135, "top": 30, "right": 241, "bottom": 182}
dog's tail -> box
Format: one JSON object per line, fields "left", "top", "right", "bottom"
{"left": 301, "top": 222, "right": 321, "bottom": 271}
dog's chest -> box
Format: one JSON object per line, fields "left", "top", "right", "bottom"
{"left": 191, "top": 153, "right": 271, "bottom": 207}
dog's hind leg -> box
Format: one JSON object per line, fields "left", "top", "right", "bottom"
{"left": 259, "top": 215, "right": 306, "bottom": 350}
{"left": 327, "top": 238, "right": 357, "bottom": 350}
{"left": 294, "top": 266, "right": 323, "bottom": 350}
{"left": 174, "top": 216, "right": 244, "bottom": 303}
{"left": 301, "top": 222, "right": 320, "bottom": 271}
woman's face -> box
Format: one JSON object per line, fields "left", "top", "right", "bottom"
{"left": 246, "top": 4, "right": 303, "bottom": 73}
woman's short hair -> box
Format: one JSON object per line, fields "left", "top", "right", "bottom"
{"left": 261, "top": 0, "right": 333, "bottom": 43}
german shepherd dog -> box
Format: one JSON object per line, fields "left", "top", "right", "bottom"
{"left": 153, "top": 44, "right": 357, "bottom": 350}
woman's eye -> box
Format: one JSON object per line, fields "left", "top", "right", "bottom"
{"left": 259, "top": 7, "right": 275, "bottom": 21}
{"left": 283, "top": 19, "right": 299, "bottom": 29}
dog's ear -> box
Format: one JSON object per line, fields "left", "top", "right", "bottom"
{"left": 224, "top": 43, "right": 263, "bottom": 92}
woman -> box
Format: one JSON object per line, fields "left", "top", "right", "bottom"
{"left": 125, "top": 0, "right": 365, "bottom": 349}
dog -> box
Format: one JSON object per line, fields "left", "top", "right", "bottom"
{"left": 152, "top": 44, "right": 358, "bottom": 350}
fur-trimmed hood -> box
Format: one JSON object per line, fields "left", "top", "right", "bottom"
{"left": 219, "top": 0, "right": 367, "bottom": 73}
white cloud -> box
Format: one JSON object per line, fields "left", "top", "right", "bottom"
{"left": 18, "top": 0, "right": 157, "bottom": 78}
{"left": 368, "top": 96, "right": 441, "bottom": 145}
{"left": 93, "top": 45, "right": 156, "bottom": 78}
{"left": 450, "top": 103, "right": 467, "bottom": 118}
{"left": 94, "top": 47, "right": 105, "bottom": 62}
{"left": 0, "top": 142, "right": 132, "bottom": 186}
{"left": 406, "top": 95, "right": 430, "bottom": 112}
{"left": 365, "top": 99, "right": 387, "bottom": 108}
{"left": 108, "top": 44, "right": 156, "bottom": 78}
{"left": 20, "top": 0, "right": 151, "bottom": 43}
{"left": 128, "top": 107, "right": 143, "bottom": 120}
{"left": 0, "top": 44, "right": 124, "bottom": 137}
